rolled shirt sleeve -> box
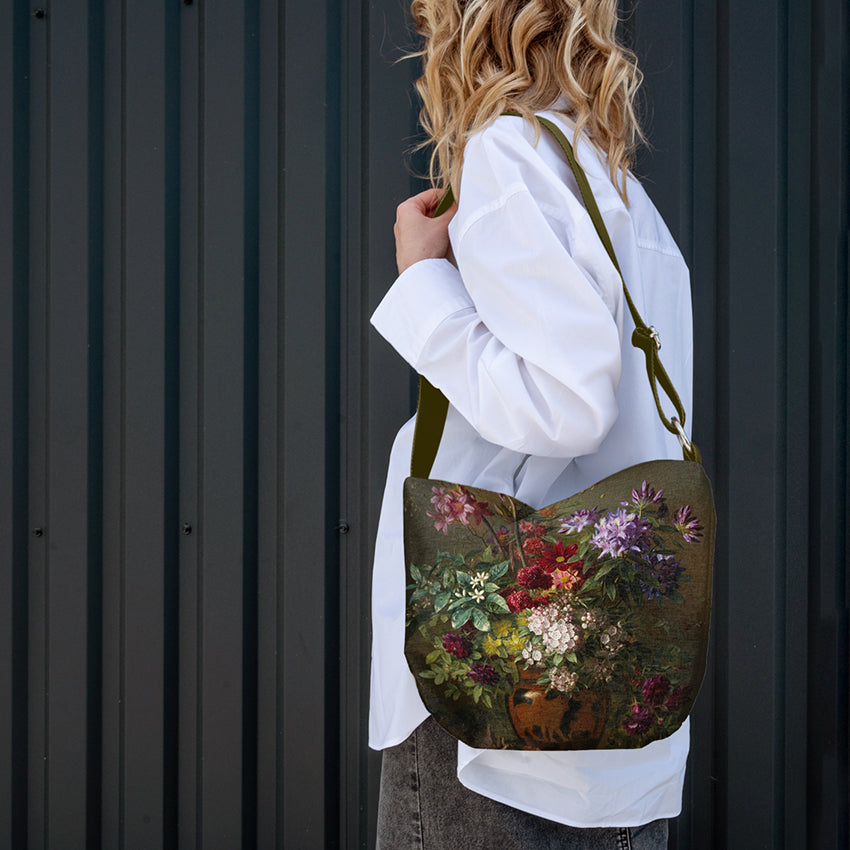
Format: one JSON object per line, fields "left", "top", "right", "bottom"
{"left": 371, "top": 124, "right": 625, "bottom": 459}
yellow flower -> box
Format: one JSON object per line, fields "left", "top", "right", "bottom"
{"left": 482, "top": 635, "right": 502, "bottom": 657}
{"left": 494, "top": 620, "right": 513, "bottom": 638}
{"left": 504, "top": 633, "right": 528, "bottom": 655}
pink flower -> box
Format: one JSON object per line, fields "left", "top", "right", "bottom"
{"left": 426, "top": 486, "right": 493, "bottom": 534}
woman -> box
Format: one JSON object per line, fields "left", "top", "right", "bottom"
{"left": 369, "top": 1, "right": 693, "bottom": 847}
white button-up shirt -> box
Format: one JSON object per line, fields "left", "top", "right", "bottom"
{"left": 369, "top": 109, "right": 695, "bottom": 828}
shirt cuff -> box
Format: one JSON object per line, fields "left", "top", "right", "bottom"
{"left": 370, "top": 258, "right": 475, "bottom": 370}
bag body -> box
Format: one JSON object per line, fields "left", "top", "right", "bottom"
{"left": 401, "top": 115, "right": 716, "bottom": 751}
{"left": 404, "top": 460, "right": 714, "bottom": 750}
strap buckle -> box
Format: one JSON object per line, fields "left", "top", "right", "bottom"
{"left": 648, "top": 325, "right": 661, "bottom": 350}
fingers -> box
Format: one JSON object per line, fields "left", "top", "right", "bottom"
{"left": 397, "top": 187, "right": 450, "bottom": 219}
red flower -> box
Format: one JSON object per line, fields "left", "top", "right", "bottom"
{"left": 517, "top": 565, "right": 552, "bottom": 590}
{"left": 641, "top": 674, "right": 671, "bottom": 706}
{"left": 519, "top": 520, "right": 547, "bottom": 536}
{"left": 665, "top": 685, "right": 692, "bottom": 711}
{"left": 522, "top": 537, "right": 546, "bottom": 559}
{"left": 623, "top": 704, "right": 654, "bottom": 736}
{"left": 538, "top": 542, "right": 580, "bottom": 573}
{"left": 506, "top": 590, "right": 534, "bottom": 612}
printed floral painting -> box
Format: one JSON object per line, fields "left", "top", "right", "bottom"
{"left": 403, "top": 459, "right": 715, "bottom": 750}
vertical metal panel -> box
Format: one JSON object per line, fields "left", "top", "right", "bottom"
{"left": 724, "top": 3, "right": 786, "bottom": 845}
{"left": 279, "top": 0, "right": 333, "bottom": 845}
{"left": 101, "top": 1, "right": 179, "bottom": 846}
{"left": 808, "top": 0, "right": 850, "bottom": 846}
{"left": 177, "top": 1, "right": 202, "bottom": 844}
{"left": 255, "top": 0, "right": 282, "bottom": 845}
{"left": 198, "top": 1, "right": 247, "bottom": 845}
{"left": 26, "top": 2, "right": 50, "bottom": 843}
{"left": 0, "top": 11, "right": 15, "bottom": 844}
{"left": 100, "top": 1, "right": 124, "bottom": 845}
{"left": 1, "top": 3, "right": 30, "bottom": 848}
{"left": 33, "top": 1, "right": 98, "bottom": 845}
{"left": 782, "top": 1, "right": 814, "bottom": 847}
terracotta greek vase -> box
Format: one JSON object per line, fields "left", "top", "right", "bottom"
{"left": 507, "top": 668, "right": 609, "bottom": 749}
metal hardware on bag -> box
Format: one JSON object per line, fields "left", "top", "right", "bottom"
{"left": 671, "top": 416, "right": 693, "bottom": 453}
{"left": 648, "top": 325, "right": 661, "bottom": 350}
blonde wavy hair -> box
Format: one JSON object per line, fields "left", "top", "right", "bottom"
{"left": 409, "top": 0, "right": 645, "bottom": 202}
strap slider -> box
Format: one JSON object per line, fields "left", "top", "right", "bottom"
{"left": 671, "top": 416, "right": 692, "bottom": 453}
{"left": 648, "top": 325, "right": 661, "bottom": 350}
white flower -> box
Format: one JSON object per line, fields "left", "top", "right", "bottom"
{"left": 471, "top": 571, "right": 489, "bottom": 588}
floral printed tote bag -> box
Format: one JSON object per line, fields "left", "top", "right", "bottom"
{"left": 402, "top": 116, "right": 716, "bottom": 751}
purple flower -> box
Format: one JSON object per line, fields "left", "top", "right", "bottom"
{"left": 641, "top": 674, "right": 671, "bottom": 706}
{"left": 559, "top": 508, "right": 600, "bottom": 535}
{"left": 637, "top": 552, "right": 685, "bottom": 600}
{"left": 590, "top": 508, "right": 654, "bottom": 558}
{"left": 631, "top": 480, "right": 665, "bottom": 511}
{"left": 468, "top": 662, "right": 500, "bottom": 686}
{"left": 623, "top": 704, "right": 654, "bottom": 736}
{"left": 673, "top": 505, "right": 703, "bottom": 543}
{"left": 442, "top": 633, "right": 471, "bottom": 659}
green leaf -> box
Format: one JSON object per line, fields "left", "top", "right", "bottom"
{"left": 594, "top": 561, "right": 618, "bottom": 581}
{"left": 565, "top": 652, "right": 578, "bottom": 664}
{"left": 409, "top": 564, "right": 422, "bottom": 583}
{"left": 425, "top": 649, "right": 442, "bottom": 664}
{"left": 434, "top": 592, "right": 451, "bottom": 612}
{"left": 607, "top": 583, "right": 616, "bottom": 600}
{"left": 452, "top": 608, "right": 472, "bottom": 629}
{"left": 472, "top": 609, "right": 491, "bottom": 632}
{"left": 489, "top": 561, "right": 510, "bottom": 581}
{"left": 486, "top": 593, "right": 511, "bottom": 613}
{"left": 419, "top": 670, "right": 436, "bottom": 679}
{"left": 456, "top": 571, "right": 472, "bottom": 587}
{"left": 669, "top": 590, "right": 685, "bottom": 604}
{"left": 473, "top": 684, "right": 483, "bottom": 702}
{"left": 482, "top": 693, "right": 493, "bottom": 709}
{"left": 409, "top": 588, "right": 426, "bottom": 602}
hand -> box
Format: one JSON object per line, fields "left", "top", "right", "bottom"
{"left": 394, "top": 187, "right": 458, "bottom": 275}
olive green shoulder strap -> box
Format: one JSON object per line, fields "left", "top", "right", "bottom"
{"left": 410, "top": 115, "right": 700, "bottom": 479}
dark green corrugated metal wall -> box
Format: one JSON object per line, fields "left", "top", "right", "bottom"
{"left": 0, "top": 1, "right": 847, "bottom": 848}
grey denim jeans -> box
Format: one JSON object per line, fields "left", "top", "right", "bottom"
{"left": 376, "top": 717, "right": 668, "bottom": 850}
